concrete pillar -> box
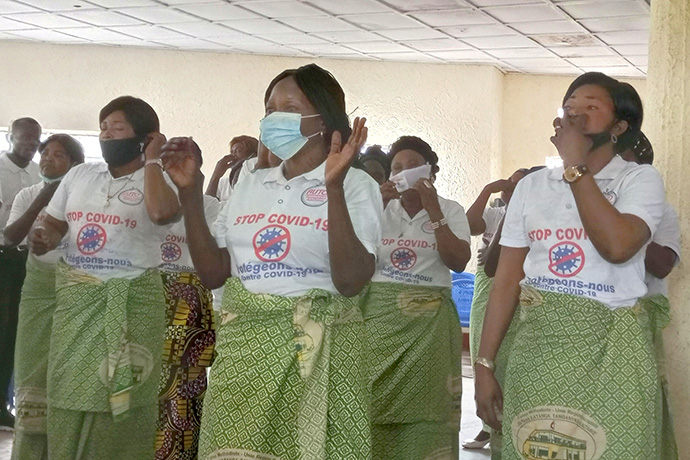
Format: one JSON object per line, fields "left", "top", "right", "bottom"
{"left": 646, "top": 0, "right": 690, "bottom": 454}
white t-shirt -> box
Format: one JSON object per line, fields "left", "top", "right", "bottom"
{"left": 159, "top": 195, "right": 221, "bottom": 273}
{"left": 214, "top": 161, "right": 382, "bottom": 297}
{"left": 46, "top": 162, "right": 171, "bottom": 280}
{"left": 372, "top": 196, "right": 471, "bottom": 287}
{"left": 216, "top": 157, "right": 259, "bottom": 202}
{"left": 478, "top": 205, "right": 506, "bottom": 255}
{"left": 645, "top": 202, "right": 681, "bottom": 297}
{"left": 501, "top": 155, "right": 665, "bottom": 309}
{"left": 7, "top": 181, "right": 69, "bottom": 265}
{"left": 0, "top": 152, "right": 41, "bottom": 245}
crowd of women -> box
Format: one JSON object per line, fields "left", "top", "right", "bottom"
{"left": 0, "top": 63, "right": 679, "bottom": 460}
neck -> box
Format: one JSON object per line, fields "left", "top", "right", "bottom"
{"left": 7, "top": 151, "right": 31, "bottom": 168}
{"left": 109, "top": 155, "right": 144, "bottom": 178}
{"left": 282, "top": 144, "right": 327, "bottom": 181}
{"left": 582, "top": 144, "right": 617, "bottom": 175}
{"left": 401, "top": 191, "right": 424, "bottom": 218}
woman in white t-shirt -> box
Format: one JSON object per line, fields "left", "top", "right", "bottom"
{"left": 462, "top": 167, "right": 535, "bottom": 451}
{"left": 363, "top": 135, "right": 471, "bottom": 460}
{"left": 28, "top": 96, "right": 181, "bottom": 460}
{"left": 475, "top": 72, "right": 678, "bottom": 459}
{"left": 205, "top": 135, "right": 258, "bottom": 201}
{"left": 5, "top": 134, "right": 84, "bottom": 460}
{"left": 161, "top": 63, "right": 382, "bottom": 460}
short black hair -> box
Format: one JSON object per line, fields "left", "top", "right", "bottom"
{"left": 39, "top": 134, "right": 85, "bottom": 164}
{"left": 264, "top": 64, "right": 351, "bottom": 148}
{"left": 389, "top": 136, "right": 439, "bottom": 167}
{"left": 562, "top": 72, "right": 643, "bottom": 154}
{"left": 359, "top": 144, "right": 391, "bottom": 180}
{"left": 10, "top": 117, "right": 41, "bottom": 134}
{"left": 631, "top": 132, "right": 654, "bottom": 165}
{"left": 99, "top": 96, "right": 159, "bottom": 138}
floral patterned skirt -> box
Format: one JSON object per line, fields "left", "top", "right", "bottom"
{"left": 156, "top": 271, "right": 215, "bottom": 460}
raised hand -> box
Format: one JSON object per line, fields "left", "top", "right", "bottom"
{"left": 550, "top": 113, "right": 591, "bottom": 167}
{"left": 325, "top": 117, "right": 368, "bottom": 189}
{"left": 485, "top": 179, "right": 515, "bottom": 195}
{"left": 161, "top": 137, "right": 203, "bottom": 191}
{"left": 212, "top": 153, "right": 239, "bottom": 179}
{"left": 380, "top": 180, "right": 400, "bottom": 208}
{"left": 144, "top": 132, "right": 167, "bottom": 160}
{"left": 411, "top": 178, "right": 441, "bottom": 214}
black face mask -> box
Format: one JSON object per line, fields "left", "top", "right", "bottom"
{"left": 586, "top": 131, "right": 611, "bottom": 152}
{"left": 100, "top": 137, "right": 144, "bottom": 167}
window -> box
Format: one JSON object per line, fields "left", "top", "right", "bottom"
{"left": 0, "top": 127, "right": 103, "bottom": 164}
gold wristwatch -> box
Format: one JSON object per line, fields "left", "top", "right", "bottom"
{"left": 563, "top": 164, "right": 589, "bottom": 183}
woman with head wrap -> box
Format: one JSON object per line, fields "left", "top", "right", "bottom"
{"left": 161, "top": 63, "right": 382, "bottom": 460}
{"left": 28, "top": 96, "right": 181, "bottom": 459}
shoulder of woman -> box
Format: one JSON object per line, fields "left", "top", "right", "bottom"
{"left": 343, "top": 166, "right": 380, "bottom": 190}
{"left": 619, "top": 162, "right": 663, "bottom": 185}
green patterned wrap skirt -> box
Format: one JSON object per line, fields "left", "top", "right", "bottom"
{"left": 501, "top": 286, "right": 678, "bottom": 460}
{"left": 198, "top": 276, "right": 370, "bottom": 460}
{"left": 46, "top": 262, "right": 166, "bottom": 459}
{"left": 469, "top": 266, "right": 522, "bottom": 458}
{"left": 362, "top": 282, "right": 463, "bottom": 460}
{"left": 11, "top": 257, "right": 56, "bottom": 460}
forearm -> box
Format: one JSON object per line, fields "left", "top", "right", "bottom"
{"left": 570, "top": 175, "right": 649, "bottom": 263}
{"left": 204, "top": 172, "right": 223, "bottom": 198}
{"left": 426, "top": 205, "right": 470, "bottom": 272}
{"left": 144, "top": 165, "right": 181, "bottom": 225}
{"left": 483, "top": 220, "right": 505, "bottom": 278}
{"left": 435, "top": 227, "right": 471, "bottom": 272}
{"left": 179, "top": 188, "right": 231, "bottom": 289}
{"left": 327, "top": 186, "right": 374, "bottom": 297}
{"left": 644, "top": 242, "right": 676, "bottom": 279}
{"left": 4, "top": 203, "right": 44, "bottom": 245}
{"left": 477, "top": 247, "right": 528, "bottom": 360}
{"left": 466, "top": 188, "right": 492, "bottom": 235}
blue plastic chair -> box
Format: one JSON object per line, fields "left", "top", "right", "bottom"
{"left": 451, "top": 271, "right": 475, "bottom": 328}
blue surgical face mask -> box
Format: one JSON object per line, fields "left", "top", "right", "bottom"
{"left": 259, "top": 112, "right": 322, "bottom": 161}
{"left": 39, "top": 172, "right": 65, "bottom": 184}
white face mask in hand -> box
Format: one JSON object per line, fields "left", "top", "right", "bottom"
{"left": 390, "top": 164, "right": 432, "bottom": 193}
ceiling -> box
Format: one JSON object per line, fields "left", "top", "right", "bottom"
{"left": 0, "top": 0, "right": 651, "bottom": 77}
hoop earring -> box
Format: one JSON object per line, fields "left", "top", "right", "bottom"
{"left": 611, "top": 134, "right": 618, "bottom": 144}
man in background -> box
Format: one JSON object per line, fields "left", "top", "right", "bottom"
{"left": 0, "top": 117, "right": 42, "bottom": 431}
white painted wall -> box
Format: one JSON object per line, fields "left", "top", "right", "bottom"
{"left": 0, "top": 41, "right": 503, "bottom": 212}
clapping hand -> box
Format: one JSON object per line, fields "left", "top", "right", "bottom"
{"left": 161, "top": 137, "right": 203, "bottom": 191}
{"left": 325, "top": 117, "right": 368, "bottom": 189}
